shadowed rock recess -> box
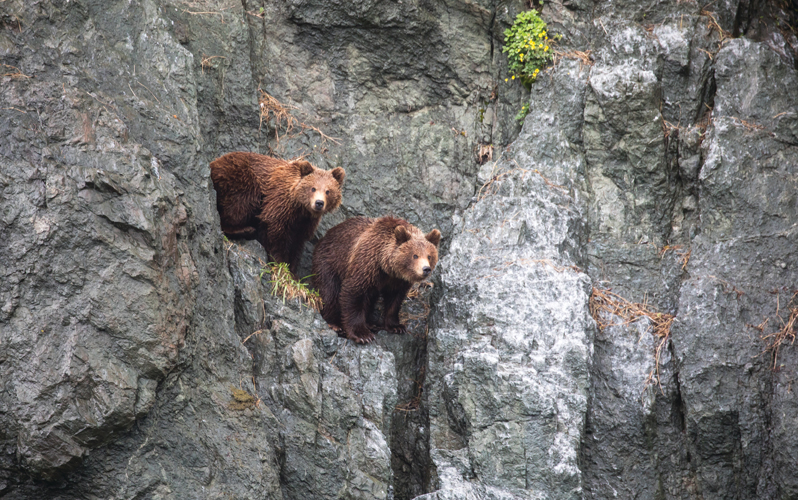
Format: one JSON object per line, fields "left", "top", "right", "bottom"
{"left": 1, "top": 0, "right": 797, "bottom": 498}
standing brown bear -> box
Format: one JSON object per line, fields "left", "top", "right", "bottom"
{"left": 312, "top": 216, "right": 441, "bottom": 344}
{"left": 210, "top": 152, "right": 345, "bottom": 274}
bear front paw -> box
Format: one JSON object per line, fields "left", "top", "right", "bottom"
{"left": 347, "top": 325, "right": 375, "bottom": 344}
{"left": 386, "top": 324, "right": 407, "bottom": 334}
{"left": 383, "top": 319, "right": 407, "bottom": 334}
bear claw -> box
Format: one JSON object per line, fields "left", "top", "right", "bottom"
{"left": 348, "top": 332, "right": 374, "bottom": 344}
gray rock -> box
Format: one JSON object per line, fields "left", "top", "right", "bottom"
{"left": 670, "top": 38, "right": 798, "bottom": 499}
{"left": 425, "top": 95, "right": 595, "bottom": 499}
{"left": 2, "top": 0, "right": 798, "bottom": 498}
{"left": 582, "top": 13, "right": 798, "bottom": 500}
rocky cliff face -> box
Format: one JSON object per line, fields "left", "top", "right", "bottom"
{"left": 1, "top": 0, "right": 797, "bottom": 499}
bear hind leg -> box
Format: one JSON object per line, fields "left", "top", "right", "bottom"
{"left": 381, "top": 283, "right": 411, "bottom": 334}
{"left": 217, "top": 191, "right": 260, "bottom": 238}
{"left": 315, "top": 268, "right": 344, "bottom": 334}
{"left": 340, "top": 285, "right": 376, "bottom": 344}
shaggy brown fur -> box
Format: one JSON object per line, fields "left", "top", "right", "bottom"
{"left": 312, "top": 216, "right": 441, "bottom": 344}
{"left": 210, "top": 152, "right": 345, "bottom": 274}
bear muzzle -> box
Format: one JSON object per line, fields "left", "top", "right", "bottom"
{"left": 311, "top": 192, "right": 326, "bottom": 212}
{"left": 412, "top": 257, "right": 434, "bottom": 280}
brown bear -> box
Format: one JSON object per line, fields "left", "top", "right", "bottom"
{"left": 312, "top": 216, "right": 441, "bottom": 344}
{"left": 210, "top": 152, "right": 345, "bottom": 274}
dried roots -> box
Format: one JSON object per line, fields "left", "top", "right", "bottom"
{"left": 589, "top": 288, "right": 675, "bottom": 392}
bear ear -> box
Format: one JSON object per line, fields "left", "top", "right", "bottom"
{"left": 425, "top": 229, "right": 441, "bottom": 247}
{"left": 293, "top": 160, "right": 314, "bottom": 177}
{"left": 394, "top": 225, "right": 411, "bottom": 244}
{"left": 331, "top": 167, "right": 346, "bottom": 185}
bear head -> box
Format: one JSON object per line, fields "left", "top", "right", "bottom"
{"left": 291, "top": 160, "right": 346, "bottom": 216}
{"left": 389, "top": 224, "right": 441, "bottom": 283}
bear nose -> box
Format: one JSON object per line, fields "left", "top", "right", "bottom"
{"left": 314, "top": 200, "right": 325, "bottom": 210}
{"left": 422, "top": 266, "right": 432, "bottom": 276}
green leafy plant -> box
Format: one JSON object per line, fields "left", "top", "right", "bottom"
{"left": 515, "top": 103, "right": 530, "bottom": 122}
{"left": 259, "top": 262, "right": 322, "bottom": 311}
{"left": 502, "top": 9, "right": 553, "bottom": 86}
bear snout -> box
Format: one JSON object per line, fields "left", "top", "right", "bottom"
{"left": 422, "top": 266, "right": 432, "bottom": 276}
{"left": 314, "top": 199, "right": 325, "bottom": 211}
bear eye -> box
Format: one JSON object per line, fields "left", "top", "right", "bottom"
{"left": 311, "top": 187, "right": 316, "bottom": 192}
{"left": 326, "top": 190, "right": 330, "bottom": 195}
{"left": 413, "top": 255, "right": 418, "bottom": 259}
{"left": 428, "top": 255, "right": 431, "bottom": 260}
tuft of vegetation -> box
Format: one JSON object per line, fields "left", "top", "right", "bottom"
{"left": 476, "top": 143, "right": 494, "bottom": 164}
{"left": 257, "top": 88, "right": 339, "bottom": 145}
{"left": 260, "top": 262, "right": 323, "bottom": 311}
{"left": 2, "top": 64, "right": 30, "bottom": 80}
{"left": 515, "top": 103, "right": 530, "bottom": 122}
{"left": 228, "top": 386, "right": 257, "bottom": 411}
{"left": 589, "top": 288, "right": 675, "bottom": 392}
{"left": 757, "top": 291, "right": 798, "bottom": 370}
{"left": 502, "top": 9, "right": 554, "bottom": 86}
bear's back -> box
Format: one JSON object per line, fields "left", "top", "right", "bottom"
{"left": 312, "top": 217, "right": 371, "bottom": 275}
{"left": 210, "top": 152, "right": 293, "bottom": 194}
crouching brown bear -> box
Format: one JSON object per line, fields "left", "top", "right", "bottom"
{"left": 210, "top": 152, "right": 345, "bottom": 274}
{"left": 312, "top": 216, "right": 441, "bottom": 344}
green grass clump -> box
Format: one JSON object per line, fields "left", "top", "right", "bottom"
{"left": 515, "top": 103, "right": 530, "bottom": 122}
{"left": 502, "top": 9, "right": 553, "bottom": 86}
{"left": 260, "top": 262, "right": 322, "bottom": 311}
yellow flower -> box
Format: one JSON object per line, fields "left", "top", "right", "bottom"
{"left": 505, "top": 78, "right": 508, "bottom": 82}
{"left": 544, "top": 46, "right": 549, "bottom": 51}
{"left": 531, "top": 42, "right": 535, "bottom": 49}
{"left": 512, "top": 75, "right": 515, "bottom": 79}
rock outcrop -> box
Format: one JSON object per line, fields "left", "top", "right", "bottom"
{"left": 1, "top": 0, "right": 797, "bottom": 499}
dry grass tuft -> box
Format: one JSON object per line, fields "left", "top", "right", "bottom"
{"left": 708, "top": 275, "right": 745, "bottom": 298}
{"left": 729, "top": 116, "right": 768, "bottom": 133}
{"left": 257, "top": 89, "right": 340, "bottom": 145}
{"left": 698, "top": 104, "right": 713, "bottom": 131}
{"left": 590, "top": 288, "right": 675, "bottom": 391}
{"left": 476, "top": 162, "right": 566, "bottom": 202}
{"left": 662, "top": 119, "right": 681, "bottom": 139}
{"left": 261, "top": 262, "right": 322, "bottom": 312}
{"left": 258, "top": 89, "right": 298, "bottom": 139}
{"left": 760, "top": 291, "right": 798, "bottom": 370}
{"left": 200, "top": 54, "right": 226, "bottom": 74}
{"left": 177, "top": 0, "right": 237, "bottom": 22}
{"left": 553, "top": 50, "right": 594, "bottom": 68}
{"left": 399, "top": 297, "right": 432, "bottom": 326}
{"left": 2, "top": 64, "right": 30, "bottom": 79}
{"left": 476, "top": 144, "right": 494, "bottom": 165}
{"left": 476, "top": 164, "right": 523, "bottom": 201}
{"left": 395, "top": 365, "right": 426, "bottom": 413}
{"left": 399, "top": 283, "right": 433, "bottom": 340}
{"left": 658, "top": 244, "right": 691, "bottom": 270}
{"left": 701, "top": 10, "right": 732, "bottom": 41}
